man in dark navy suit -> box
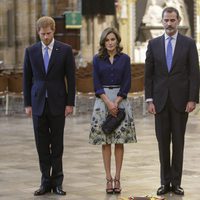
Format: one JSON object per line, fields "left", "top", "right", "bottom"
{"left": 145, "top": 7, "right": 199, "bottom": 196}
{"left": 23, "top": 16, "right": 75, "bottom": 196}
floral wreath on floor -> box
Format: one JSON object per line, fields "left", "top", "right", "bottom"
{"left": 120, "top": 196, "right": 165, "bottom": 200}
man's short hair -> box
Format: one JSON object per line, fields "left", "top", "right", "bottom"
{"left": 36, "top": 16, "right": 55, "bottom": 32}
{"left": 162, "top": 7, "right": 180, "bottom": 19}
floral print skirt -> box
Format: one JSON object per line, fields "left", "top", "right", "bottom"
{"left": 89, "top": 88, "right": 137, "bottom": 145}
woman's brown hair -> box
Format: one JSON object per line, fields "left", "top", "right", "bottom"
{"left": 98, "top": 27, "right": 123, "bottom": 58}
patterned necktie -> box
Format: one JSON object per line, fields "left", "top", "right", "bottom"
{"left": 166, "top": 37, "right": 173, "bottom": 72}
{"left": 44, "top": 46, "right": 49, "bottom": 73}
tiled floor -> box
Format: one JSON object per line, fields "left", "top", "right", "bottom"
{"left": 0, "top": 109, "right": 200, "bottom": 200}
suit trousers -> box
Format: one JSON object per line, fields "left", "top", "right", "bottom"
{"left": 155, "top": 97, "right": 188, "bottom": 186}
{"left": 32, "top": 99, "right": 65, "bottom": 188}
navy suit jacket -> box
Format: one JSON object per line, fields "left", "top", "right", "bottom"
{"left": 23, "top": 40, "right": 76, "bottom": 116}
{"left": 145, "top": 33, "right": 199, "bottom": 113}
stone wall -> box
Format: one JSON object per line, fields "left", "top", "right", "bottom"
{"left": 0, "top": 0, "right": 38, "bottom": 70}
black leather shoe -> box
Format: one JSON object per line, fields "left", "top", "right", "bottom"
{"left": 172, "top": 185, "right": 184, "bottom": 195}
{"left": 157, "top": 185, "right": 171, "bottom": 195}
{"left": 53, "top": 186, "right": 66, "bottom": 195}
{"left": 34, "top": 186, "right": 51, "bottom": 196}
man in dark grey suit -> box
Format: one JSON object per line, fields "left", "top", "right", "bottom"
{"left": 23, "top": 16, "right": 75, "bottom": 196}
{"left": 145, "top": 7, "right": 199, "bottom": 196}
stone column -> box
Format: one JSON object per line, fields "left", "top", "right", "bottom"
{"left": 15, "top": 0, "right": 41, "bottom": 69}
{"left": 41, "top": 0, "right": 54, "bottom": 16}
{"left": 81, "top": 15, "right": 114, "bottom": 63}
{"left": 118, "top": 0, "right": 129, "bottom": 55}
{"left": 53, "top": 0, "right": 68, "bottom": 16}
{"left": 118, "top": 0, "right": 136, "bottom": 62}
{"left": 128, "top": 0, "right": 136, "bottom": 62}
{"left": 0, "top": 0, "right": 39, "bottom": 70}
{"left": 1, "top": 0, "right": 17, "bottom": 69}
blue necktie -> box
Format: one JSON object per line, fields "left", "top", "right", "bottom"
{"left": 166, "top": 37, "right": 173, "bottom": 72}
{"left": 44, "top": 46, "right": 49, "bottom": 73}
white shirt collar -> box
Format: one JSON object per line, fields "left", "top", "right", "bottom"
{"left": 164, "top": 31, "right": 178, "bottom": 40}
{"left": 41, "top": 38, "right": 54, "bottom": 50}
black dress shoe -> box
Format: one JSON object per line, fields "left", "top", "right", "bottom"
{"left": 53, "top": 186, "right": 66, "bottom": 195}
{"left": 172, "top": 185, "right": 184, "bottom": 195}
{"left": 157, "top": 185, "right": 171, "bottom": 195}
{"left": 34, "top": 186, "right": 51, "bottom": 196}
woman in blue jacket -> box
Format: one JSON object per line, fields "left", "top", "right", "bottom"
{"left": 89, "top": 27, "right": 137, "bottom": 194}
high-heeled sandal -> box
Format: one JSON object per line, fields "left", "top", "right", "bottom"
{"left": 114, "top": 178, "right": 121, "bottom": 194}
{"left": 106, "top": 178, "right": 113, "bottom": 194}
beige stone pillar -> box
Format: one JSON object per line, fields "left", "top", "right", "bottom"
{"left": 118, "top": 0, "right": 129, "bottom": 55}
{"left": 41, "top": 0, "right": 53, "bottom": 16}
{"left": 128, "top": 0, "right": 137, "bottom": 62}
{"left": 0, "top": 0, "right": 17, "bottom": 69}
{"left": 118, "top": 0, "right": 136, "bottom": 62}
{"left": 81, "top": 15, "right": 114, "bottom": 63}
{"left": 0, "top": 0, "right": 39, "bottom": 70}
{"left": 15, "top": 0, "right": 35, "bottom": 68}
{"left": 0, "top": 0, "right": 8, "bottom": 64}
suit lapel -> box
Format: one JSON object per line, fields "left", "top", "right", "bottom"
{"left": 46, "top": 40, "right": 60, "bottom": 74}
{"left": 160, "top": 35, "right": 169, "bottom": 73}
{"left": 171, "top": 33, "right": 182, "bottom": 70}
{"left": 36, "top": 42, "right": 46, "bottom": 75}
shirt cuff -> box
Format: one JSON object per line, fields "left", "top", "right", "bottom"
{"left": 95, "top": 88, "right": 105, "bottom": 97}
{"left": 117, "top": 91, "right": 127, "bottom": 99}
{"left": 146, "top": 98, "right": 153, "bottom": 102}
